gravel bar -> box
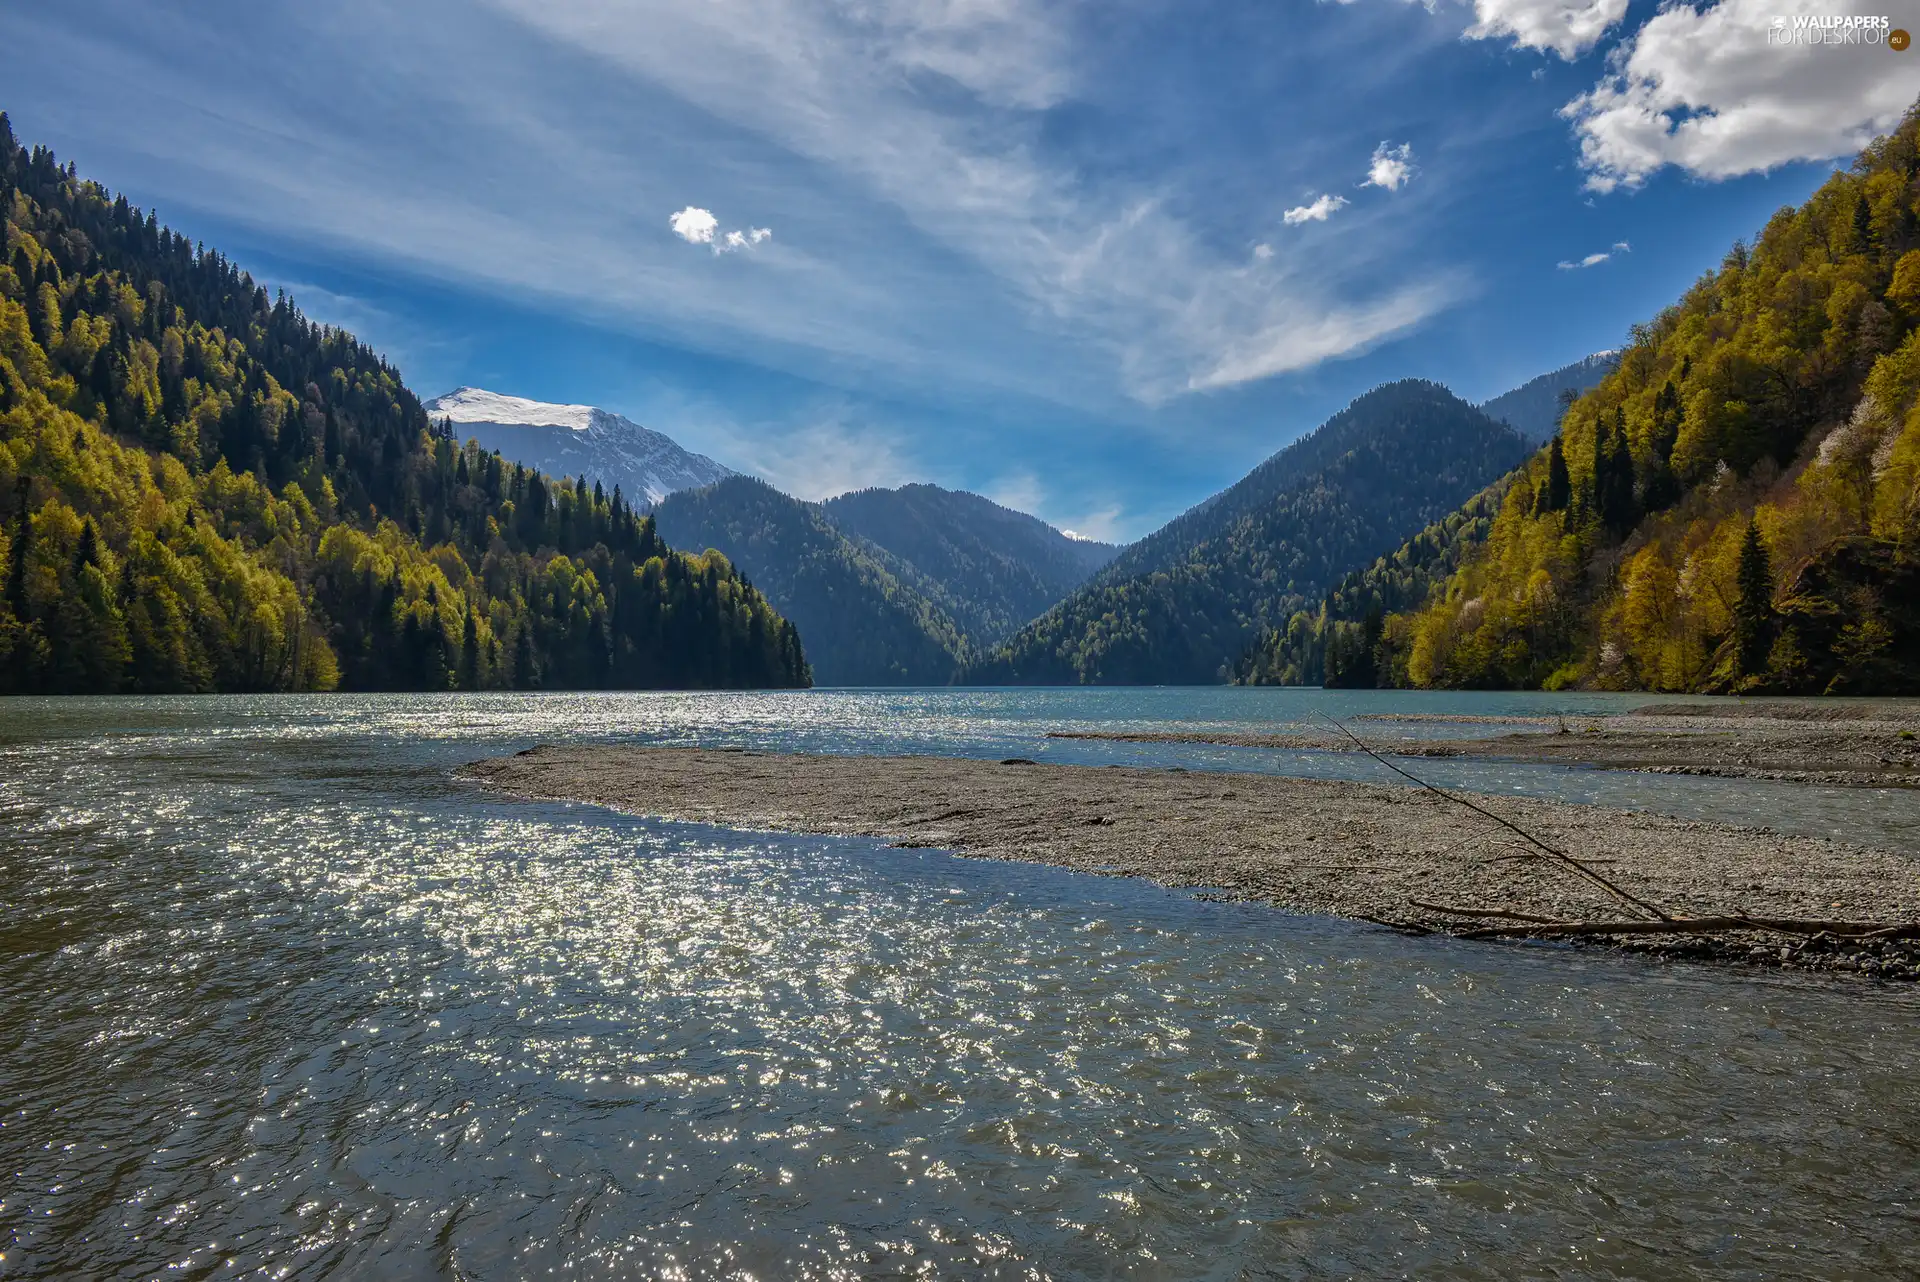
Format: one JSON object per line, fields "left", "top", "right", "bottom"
{"left": 469, "top": 745, "right": 1920, "bottom": 981}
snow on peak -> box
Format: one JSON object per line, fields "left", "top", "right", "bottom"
{"left": 425, "top": 387, "right": 596, "bottom": 431}
{"left": 422, "top": 386, "right": 735, "bottom": 507}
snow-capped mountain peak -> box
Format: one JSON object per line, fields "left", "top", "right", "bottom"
{"left": 429, "top": 386, "right": 597, "bottom": 431}
{"left": 423, "top": 387, "right": 734, "bottom": 507}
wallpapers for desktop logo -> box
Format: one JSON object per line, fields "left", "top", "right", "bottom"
{"left": 1766, "top": 13, "right": 1909, "bottom": 46}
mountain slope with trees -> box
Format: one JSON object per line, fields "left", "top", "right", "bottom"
{"left": 964, "top": 381, "right": 1532, "bottom": 685}
{"left": 820, "top": 483, "right": 1116, "bottom": 647}
{"left": 1234, "top": 478, "right": 1514, "bottom": 687}
{"left": 653, "top": 477, "right": 971, "bottom": 685}
{"left": 1347, "top": 104, "right": 1920, "bottom": 694}
{"left": 0, "top": 117, "right": 808, "bottom": 693}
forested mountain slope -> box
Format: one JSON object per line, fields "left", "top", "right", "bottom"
{"left": 1363, "top": 105, "right": 1920, "bottom": 694}
{"left": 821, "top": 483, "right": 1116, "bottom": 647}
{"left": 0, "top": 117, "right": 808, "bottom": 693}
{"left": 653, "top": 477, "right": 970, "bottom": 685}
{"left": 1234, "top": 478, "right": 1514, "bottom": 687}
{"left": 964, "top": 381, "right": 1531, "bottom": 684}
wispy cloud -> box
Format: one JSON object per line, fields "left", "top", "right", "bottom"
{"left": 1360, "top": 142, "right": 1415, "bottom": 191}
{"left": 7, "top": 0, "right": 1460, "bottom": 413}
{"left": 1557, "top": 251, "right": 1610, "bottom": 269}
{"left": 1188, "top": 277, "right": 1461, "bottom": 389}
{"left": 473, "top": 0, "right": 1454, "bottom": 401}
{"left": 1283, "top": 194, "right": 1350, "bottom": 225}
{"left": 723, "top": 411, "right": 920, "bottom": 502}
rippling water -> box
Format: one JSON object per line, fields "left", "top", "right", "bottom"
{"left": 4, "top": 692, "right": 1919, "bottom": 1279}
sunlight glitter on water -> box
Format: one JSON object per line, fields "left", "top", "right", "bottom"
{"left": 3, "top": 692, "right": 1919, "bottom": 1278}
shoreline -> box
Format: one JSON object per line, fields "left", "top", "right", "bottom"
{"left": 1049, "top": 701, "right": 1920, "bottom": 788}
{"left": 468, "top": 745, "right": 1920, "bottom": 983}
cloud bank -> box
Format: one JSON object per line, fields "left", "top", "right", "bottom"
{"left": 1560, "top": 0, "right": 1916, "bottom": 191}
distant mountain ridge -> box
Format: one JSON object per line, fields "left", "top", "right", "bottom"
{"left": 654, "top": 479, "right": 1119, "bottom": 684}
{"left": 1477, "top": 352, "right": 1618, "bottom": 443}
{"left": 654, "top": 478, "right": 972, "bottom": 686}
{"left": 964, "top": 380, "right": 1532, "bottom": 685}
{"left": 822, "top": 484, "right": 1117, "bottom": 647}
{"left": 423, "top": 387, "right": 733, "bottom": 506}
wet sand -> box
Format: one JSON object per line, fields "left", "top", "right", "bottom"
{"left": 469, "top": 745, "right": 1920, "bottom": 981}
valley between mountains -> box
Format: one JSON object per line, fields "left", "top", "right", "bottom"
{"left": 8, "top": 106, "right": 1920, "bottom": 697}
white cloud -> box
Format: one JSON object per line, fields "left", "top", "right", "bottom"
{"left": 1464, "top": 0, "right": 1629, "bottom": 58}
{"left": 1360, "top": 141, "right": 1415, "bottom": 190}
{"left": 1556, "top": 251, "right": 1610, "bottom": 268}
{"left": 1611, "top": 239, "right": 1630, "bottom": 252}
{"left": 671, "top": 205, "right": 772, "bottom": 254}
{"left": 669, "top": 205, "right": 719, "bottom": 245}
{"left": 1252, "top": 242, "right": 1274, "bottom": 260}
{"left": 1562, "top": 0, "right": 1917, "bottom": 191}
{"left": 722, "top": 227, "right": 772, "bottom": 251}
{"left": 1283, "top": 194, "right": 1350, "bottom": 225}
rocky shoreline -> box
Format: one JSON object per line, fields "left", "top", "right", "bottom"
{"left": 468, "top": 745, "right": 1920, "bottom": 983}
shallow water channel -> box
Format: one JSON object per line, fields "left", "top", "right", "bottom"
{"left": 3, "top": 691, "right": 1918, "bottom": 1278}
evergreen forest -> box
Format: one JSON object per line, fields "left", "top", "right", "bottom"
{"left": 0, "top": 117, "right": 809, "bottom": 694}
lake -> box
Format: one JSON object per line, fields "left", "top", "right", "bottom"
{"left": 3, "top": 690, "right": 1917, "bottom": 1278}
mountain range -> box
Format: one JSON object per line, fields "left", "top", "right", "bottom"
{"left": 964, "top": 381, "right": 1532, "bottom": 684}
{"left": 460, "top": 375, "right": 1571, "bottom": 688}
{"left": 422, "top": 387, "right": 733, "bottom": 507}
{"left": 653, "top": 480, "right": 1116, "bottom": 685}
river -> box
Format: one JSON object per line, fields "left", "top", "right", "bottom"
{"left": 3, "top": 691, "right": 1917, "bottom": 1278}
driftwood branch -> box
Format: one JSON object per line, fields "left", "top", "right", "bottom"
{"left": 1409, "top": 900, "right": 1568, "bottom": 924}
{"left": 1411, "top": 900, "right": 1920, "bottom": 940}
{"left": 1317, "top": 713, "right": 1674, "bottom": 921}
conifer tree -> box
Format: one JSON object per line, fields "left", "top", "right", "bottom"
{"left": 1732, "top": 518, "right": 1774, "bottom": 679}
{"left": 1544, "top": 436, "right": 1571, "bottom": 512}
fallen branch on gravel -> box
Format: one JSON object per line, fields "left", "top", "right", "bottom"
{"left": 1410, "top": 900, "right": 1920, "bottom": 940}
{"left": 1327, "top": 716, "right": 1920, "bottom": 946}
{"left": 1318, "top": 713, "right": 1673, "bottom": 921}
{"left": 1456, "top": 919, "right": 1920, "bottom": 941}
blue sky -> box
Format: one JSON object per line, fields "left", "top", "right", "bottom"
{"left": 2, "top": 0, "right": 1910, "bottom": 539}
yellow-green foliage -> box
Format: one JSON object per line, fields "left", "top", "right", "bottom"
{"left": 1, "top": 116, "right": 810, "bottom": 694}
{"left": 0, "top": 316, "right": 340, "bottom": 691}
{"left": 1401, "top": 102, "right": 1920, "bottom": 694}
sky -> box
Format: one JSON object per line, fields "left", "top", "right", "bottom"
{"left": 1, "top": 0, "right": 1911, "bottom": 540}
